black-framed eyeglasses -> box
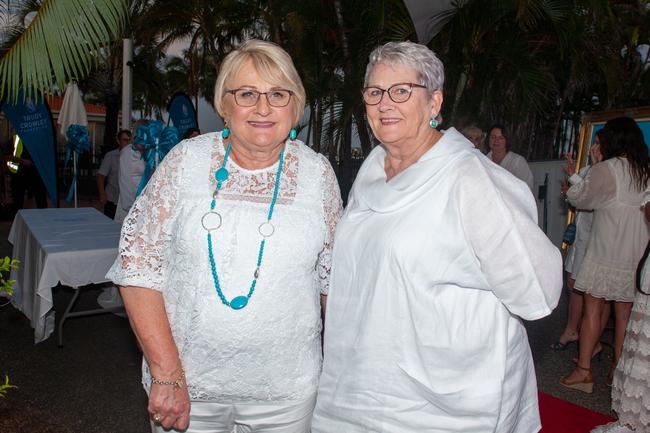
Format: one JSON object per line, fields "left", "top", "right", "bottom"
{"left": 361, "top": 83, "right": 427, "bottom": 105}
{"left": 226, "top": 88, "right": 293, "bottom": 107}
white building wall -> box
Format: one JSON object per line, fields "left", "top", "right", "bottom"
{"left": 530, "top": 159, "right": 569, "bottom": 248}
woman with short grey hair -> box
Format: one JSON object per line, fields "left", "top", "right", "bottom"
{"left": 312, "top": 40, "right": 562, "bottom": 433}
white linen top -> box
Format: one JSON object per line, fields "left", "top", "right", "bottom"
{"left": 488, "top": 150, "right": 535, "bottom": 191}
{"left": 312, "top": 128, "right": 562, "bottom": 433}
{"left": 97, "top": 148, "right": 120, "bottom": 204}
{"left": 567, "top": 157, "right": 649, "bottom": 301}
{"left": 115, "top": 145, "right": 145, "bottom": 223}
{"left": 107, "top": 132, "right": 342, "bottom": 402}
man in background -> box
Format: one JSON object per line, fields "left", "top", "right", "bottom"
{"left": 114, "top": 130, "right": 145, "bottom": 224}
{"left": 96, "top": 130, "right": 130, "bottom": 219}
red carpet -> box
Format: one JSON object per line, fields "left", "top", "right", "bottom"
{"left": 539, "top": 392, "right": 615, "bottom": 433}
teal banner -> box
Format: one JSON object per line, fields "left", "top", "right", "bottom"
{"left": 1, "top": 91, "right": 58, "bottom": 205}
{"left": 167, "top": 92, "right": 198, "bottom": 138}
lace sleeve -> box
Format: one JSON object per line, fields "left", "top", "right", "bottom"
{"left": 106, "top": 144, "right": 187, "bottom": 291}
{"left": 317, "top": 155, "right": 343, "bottom": 295}
{"left": 566, "top": 161, "right": 616, "bottom": 210}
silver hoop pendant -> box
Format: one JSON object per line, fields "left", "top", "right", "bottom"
{"left": 201, "top": 211, "right": 223, "bottom": 231}
{"left": 258, "top": 222, "right": 275, "bottom": 238}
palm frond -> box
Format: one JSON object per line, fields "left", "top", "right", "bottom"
{"left": 0, "top": 0, "right": 128, "bottom": 103}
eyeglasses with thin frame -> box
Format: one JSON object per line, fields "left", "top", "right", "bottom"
{"left": 226, "top": 88, "right": 293, "bottom": 107}
{"left": 361, "top": 83, "right": 427, "bottom": 105}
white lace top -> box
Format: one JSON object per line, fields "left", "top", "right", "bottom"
{"left": 106, "top": 132, "right": 343, "bottom": 402}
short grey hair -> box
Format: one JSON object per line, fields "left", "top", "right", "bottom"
{"left": 364, "top": 41, "right": 445, "bottom": 93}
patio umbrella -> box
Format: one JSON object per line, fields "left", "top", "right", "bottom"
{"left": 57, "top": 82, "right": 88, "bottom": 207}
{"left": 403, "top": 0, "right": 457, "bottom": 44}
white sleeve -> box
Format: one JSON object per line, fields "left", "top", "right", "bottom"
{"left": 106, "top": 145, "right": 186, "bottom": 291}
{"left": 117, "top": 149, "right": 144, "bottom": 213}
{"left": 568, "top": 165, "right": 591, "bottom": 185}
{"left": 566, "top": 162, "right": 616, "bottom": 210}
{"left": 97, "top": 151, "right": 112, "bottom": 177}
{"left": 515, "top": 156, "right": 535, "bottom": 192}
{"left": 459, "top": 159, "right": 563, "bottom": 320}
{"left": 317, "top": 155, "right": 343, "bottom": 295}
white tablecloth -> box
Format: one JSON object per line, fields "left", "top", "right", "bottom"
{"left": 8, "top": 208, "right": 121, "bottom": 343}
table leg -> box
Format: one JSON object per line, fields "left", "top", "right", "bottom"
{"left": 57, "top": 286, "right": 126, "bottom": 347}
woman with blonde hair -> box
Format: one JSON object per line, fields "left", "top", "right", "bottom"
{"left": 107, "top": 39, "right": 342, "bottom": 432}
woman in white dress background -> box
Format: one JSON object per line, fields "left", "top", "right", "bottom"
{"left": 551, "top": 132, "right": 610, "bottom": 356}
{"left": 593, "top": 188, "right": 650, "bottom": 433}
{"left": 487, "top": 124, "right": 535, "bottom": 192}
{"left": 561, "top": 117, "right": 650, "bottom": 393}
{"left": 107, "top": 40, "right": 342, "bottom": 432}
{"left": 311, "top": 41, "right": 562, "bottom": 433}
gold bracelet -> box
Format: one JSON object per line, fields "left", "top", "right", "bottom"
{"left": 151, "top": 369, "right": 185, "bottom": 389}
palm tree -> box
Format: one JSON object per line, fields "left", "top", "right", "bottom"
{"left": 0, "top": 0, "right": 128, "bottom": 103}
{"left": 430, "top": 0, "right": 632, "bottom": 159}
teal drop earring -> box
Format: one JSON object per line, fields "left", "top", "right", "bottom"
{"left": 222, "top": 127, "right": 230, "bottom": 139}
{"left": 289, "top": 128, "right": 297, "bottom": 140}
{"left": 429, "top": 119, "right": 439, "bottom": 128}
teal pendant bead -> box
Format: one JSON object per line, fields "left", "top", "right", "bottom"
{"left": 230, "top": 296, "right": 248, "bottom": 310}
{"left": 289, "top": 129, "right": 297, "bottom": 140}
{"left": 215, "top": 167, "right": 229, "bottom": 182}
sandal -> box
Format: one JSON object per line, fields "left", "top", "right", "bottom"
{"left": 550, "top": 339, "right": 577, "bottom": 351}
{"left": 560, "top": 364, "right": 594, "bottom": 393}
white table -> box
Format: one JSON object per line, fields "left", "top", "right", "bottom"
{"left": 8, "top": 208, "right": 122, "bottom": 344}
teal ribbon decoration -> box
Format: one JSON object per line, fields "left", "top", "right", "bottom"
{"left": 134, "top": 120, "right": 180, "bottom": 197}
{"left": 64, "top": 124, "right": 91, "bottom": 202}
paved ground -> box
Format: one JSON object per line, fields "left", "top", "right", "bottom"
{"left": 0, "top": 197, "right": 616, "bottom": 432}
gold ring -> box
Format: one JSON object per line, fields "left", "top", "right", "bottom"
{"left": 153, "top": 413, "right": 162, "bottom": 423}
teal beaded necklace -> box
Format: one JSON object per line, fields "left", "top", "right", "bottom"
{"left": 202, "top": 139, "right": 286, "bottom": 310}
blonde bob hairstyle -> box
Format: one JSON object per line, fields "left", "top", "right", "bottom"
{"left": 213, "top": 40, "right": 306, "bottom": 126}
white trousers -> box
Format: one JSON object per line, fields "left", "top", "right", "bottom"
{"left": 151, "top": 393, "right": 316, "bottom": 433}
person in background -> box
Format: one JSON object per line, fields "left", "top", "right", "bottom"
{"left": 591, "top": 187, "right": 650, "bottom": 433}
{"left": 462, "top": 124, "right": 485, "bottom": 151}
{"left": 312, "top": 40, "right": 562, "bottom": 433}
{"left": 551, "top": 131, "right": 610, "bottom": 356}
{"left": 97, "top": 130, "right": 130, "bottom": 219}
{"left": 487, "top": 124, "right": 535, "bottom": 192}
{"left": 560, "top": 117, "right": 650, "bottom": 394}
{"left": 115, "top": 130, "right": 144, "bottom": 224}
{"left": 4, "top": 141, "right": 47, "bottom": 213}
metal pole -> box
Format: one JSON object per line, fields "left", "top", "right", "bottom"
{"left": 121, "top": 39, "right": 133, "bottom": 131}
{"left": 73, "top": 151, "right": 78, "bottom": 208}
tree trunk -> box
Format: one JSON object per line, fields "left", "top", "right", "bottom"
{"left": 306, "top": 101, "right": 314, "bottom": 148}
{"left": 449, "top": 68, "right": 468, "bottom": 124}
{"left": 102, "top": 97, "right": 120, "bottom": 154}
{"left": 314, "top": 100, "right": 323, "bottom": 153}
